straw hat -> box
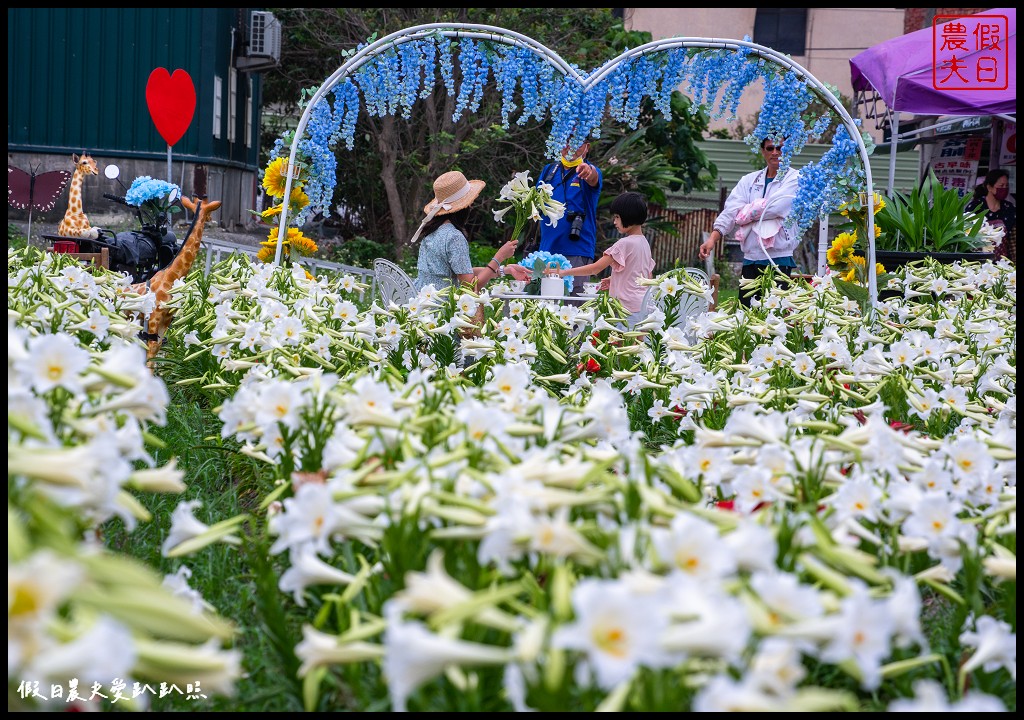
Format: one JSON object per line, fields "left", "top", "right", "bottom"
{"left": 422, "top": 171, "right": 485, "bottom": 216}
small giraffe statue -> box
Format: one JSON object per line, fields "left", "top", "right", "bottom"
{"left": 57, "top": 153, "right": 99, "bottom": 239}
{"left": 131, "top": 196, "right": 221, "bottom": 362}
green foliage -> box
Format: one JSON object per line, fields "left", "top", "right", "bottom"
{"left": 875, "top": 170, "right": 988, "bottom": 253}
{"left": 832, "top": 276, "right": 870, "bottom": 309}
{"left": 321, "top": 235, "right": 392, "bottom": 268}
{"left": 640, "top": 92, "right": 716, "bottom": 195}
{"left": 467, "top": 240, "right": 498, "bottom": 269}
{"left": 9, "top": 223, "right": 28, "bottom": 250}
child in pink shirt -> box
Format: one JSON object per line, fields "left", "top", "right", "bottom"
{"left": 560, "top": 191, "right": 655, "bottom": 323}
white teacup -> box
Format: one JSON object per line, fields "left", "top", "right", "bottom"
{"left": 583, "top": 282, "right": 600, "bottom": 295}
{"left": 509, "top": 279, "right": 527, "bottom": 293}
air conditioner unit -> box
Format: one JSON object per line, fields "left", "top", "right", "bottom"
{"left": 249, "top": 11, "right": 281, "bottom": 61}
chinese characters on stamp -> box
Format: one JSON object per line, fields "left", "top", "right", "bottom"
{"left": 933, "top": 14, "right": 1009, "bottom": 90}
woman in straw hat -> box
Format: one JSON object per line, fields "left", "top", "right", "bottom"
{"left": 413, "top": 170, "right": 519, "bottom": 292}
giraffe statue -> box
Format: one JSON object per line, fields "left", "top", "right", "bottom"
{"left": 57, "top": 153, "right": 99, "bottom": 239}
{"left": 131, "top": 196, "right": 221, "bottom": 362}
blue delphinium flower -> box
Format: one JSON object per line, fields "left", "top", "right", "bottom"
{"left": 438, "top": 38, "right": 456, "bottom": 97}
{"left": 493, "top": 46, "right": 526, "bottom": 127}
{"left": 791, "top": 125, "right": 864, "bottom": 233}
{"left": 397, "top": 42, "right": 423, "bottom": 119}
{"left": 654, "top": 48, "right": 689, "bottom": 118}
{"left": 453, "top": 39, "right": 478, "bottom": 123}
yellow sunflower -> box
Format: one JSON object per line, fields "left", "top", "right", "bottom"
{"left": 834, "top": 231, "right": 857, "bottom": 251}
{"left": 262, "top": 157, "right": 303, "bottom": 199}
{"left": 286, "top": 229, "right": 318, "bottom": 257}
{"left": 261, "top": 188, "right": 311, "bottom": 221}
{"left": 260, "top": 204, "right": 284, "bottom": 220}
{"left": 256, "top": 246, "right": 276, "bottom": 263}
{"left": 265, "top": 229, "right": 290, "bottom": 248}
{"left": 287, "top": 187, "right": 310, "bottom": 213}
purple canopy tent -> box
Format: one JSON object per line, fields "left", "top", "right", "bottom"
{"left": 850, "top": 8, "right": 1016, "bottom": 193}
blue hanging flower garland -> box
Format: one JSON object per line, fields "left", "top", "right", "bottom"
{"left": 264, "top": 32, "right": 869, "bottom": 243}
{"left": 791, "top": 124, "right": 864, "bottom": 231}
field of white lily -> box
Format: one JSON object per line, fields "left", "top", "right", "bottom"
{"left": 8, "top": 244, "right": 1015, "bottom": 712}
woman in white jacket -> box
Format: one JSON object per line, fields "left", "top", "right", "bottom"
{"left": 698, "top": 137, "right": 801, "bottom": 307}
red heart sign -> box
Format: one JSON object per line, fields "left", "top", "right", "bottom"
{"left": 145, "top": 68, "right": 196, "bottom": 147}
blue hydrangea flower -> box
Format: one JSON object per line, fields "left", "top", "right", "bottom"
{"left": 520, "top": 250, "right": 573, "bottom": 292}
{"left": 125, "top": 176, "right": 180, "bottom": 207}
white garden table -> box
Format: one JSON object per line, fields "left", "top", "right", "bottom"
{"left": 492, "top": 291, "right": 601, "bottom": 316}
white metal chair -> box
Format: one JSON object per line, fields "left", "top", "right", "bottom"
{"left": 373, "top": 258, "right": 416, "bottom": 307}
{"left": 638, "top": 267, "right": 711, "bottom": 330}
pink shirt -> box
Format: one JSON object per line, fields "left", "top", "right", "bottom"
{"left": 605, "top": 234, "right": 655, "bottom": 313}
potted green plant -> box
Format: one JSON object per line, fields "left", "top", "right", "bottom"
{"left": 872, "top": 169, "right": 992, "bottom": 270}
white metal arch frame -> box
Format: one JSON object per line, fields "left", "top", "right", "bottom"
{"left": 274, "top": 23, "right": 879, "bottom": 304}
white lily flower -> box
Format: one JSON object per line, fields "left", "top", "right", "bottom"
{"left": 960, "top": 615, "right": 1016, "bottom": 678}
{"left": 162, "top": 500, "right": 213, "bottom": 556}
{"left": 552, "top": 577, "right": 674, "bottom": 690}
{"left": 23, "top": 615, "right": 136, "bottom": 687}
{"left": 888, "top": 679, "right": 1006, "bottom": 712}
{"left": 279, "top": 544, "right": 357, "bottom": 607}
{"left": 295, "top": 625, "right": 384, "bottom": 678}
{"left": 128, "top": 458, "right": 186, "bottom": 493}
{"left": 383, "top": 611, "right": 513, "bottom": 711}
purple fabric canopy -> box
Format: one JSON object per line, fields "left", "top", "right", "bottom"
{"left": 850, "top": 8, "right": 1016, "bottom": 116}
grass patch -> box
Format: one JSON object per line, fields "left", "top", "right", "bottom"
{"left": 102, "top": 382, "right": 308, "bottom": 711}
{"left": 717, "top": 287, "right": 738, "bottom": 305}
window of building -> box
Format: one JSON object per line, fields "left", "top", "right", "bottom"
{"left": 245, "top": 78, "right": 254, "bottom": 148}
{"left": 754, "top": 9, "right": 808, "bottom": 56}
{"left": 228, "top": 69, "right": 238, "bottom": 143}
{"left": 213, "top": 76, "right": 223, "bottom": 140}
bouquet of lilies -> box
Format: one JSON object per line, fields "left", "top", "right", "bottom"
{"left": 492, "top": 170, "right": 566, "bottom": 245}
{"left": 975, "top": 219, "right": 1006, "bottom": 252}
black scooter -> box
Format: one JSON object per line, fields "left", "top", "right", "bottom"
{"left": 76, "top": 165, "right": 183, "bottom": 284}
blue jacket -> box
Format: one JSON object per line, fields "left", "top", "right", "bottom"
{"left": 537, "top": 161, "right": 603, "bottom": 259}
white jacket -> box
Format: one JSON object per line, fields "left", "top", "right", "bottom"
{"left": 713, "top": 167, "right": 802, "bottom": 261}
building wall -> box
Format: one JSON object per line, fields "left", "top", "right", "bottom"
{"left": 903, "top": 8, "right": 989, "bottom": 32}
{"left": 7, "top": 8, "right": 265, "bottom": 231}
{"left": 624, "top": 8, "right": 907, "bottom": 144}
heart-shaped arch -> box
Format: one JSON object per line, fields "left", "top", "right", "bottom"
{"left": 273, "top": 22, "right": 881, "bottom": 303}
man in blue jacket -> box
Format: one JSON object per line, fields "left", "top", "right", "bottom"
{"left": 537, "top": 141, "right": 603, "bottom": 294}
